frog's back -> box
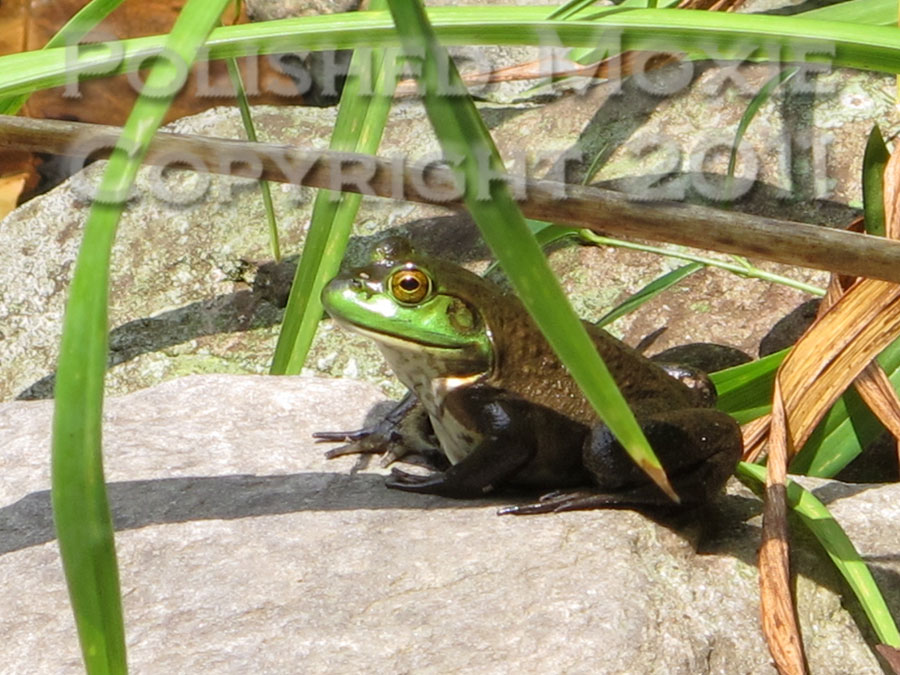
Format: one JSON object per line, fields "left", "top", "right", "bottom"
{"left": 485, "top": 297, "right": 699, "bottom": 424}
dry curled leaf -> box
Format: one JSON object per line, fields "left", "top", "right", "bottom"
{"left": 778, "top": 278, "right": 900, "bottom": 452}
{"left": 755, "top": 279, "right": 900, "bottom": 675}
{"left": 759, "top": 382, "right": 807, "bottom": 675}
{"left": 753, "top": 141, "right": 900, "bottom": 675}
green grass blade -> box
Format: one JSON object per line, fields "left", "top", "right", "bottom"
{"left": 579, "top": 232, "right": 826, "bottom": 296}
{"left": 7, "top": 9, "right": 900, "bottom": 99}
{"left": 862, "top": 124, "right": 888, "bottom": 237}
{"left": 596, "top": 262, "right": 703, "bottom": 328}
{"left": 0, "top": 0, "right": 128, "bottom": 115}
{"left": 223, "top": 53, "right": 281, "bottom": 261}
{"left": 726, "top": 66, "right": 798, "bottom": 192}
{"left": 548, "top": 0, "right": 606, "bottom": 20}
{"left": 800, "top": 0, "right": 895, "bottom": 25}
{"left": 712, "top": 349, "right": 784, "bottom": 422}
{"left": 483, "top": 219, "right": 580, "bottom": 276}
{"left": 51, "top": 2, "right": 231, "bottom": 671}
{"left": 270, "top": 0, "right": 395, "bottom": 375}
{"left": 386, "top": 0, "right": 680, "bottom": 500}
{"left": 737, "top": 462, "right": 900, "bottom": 647}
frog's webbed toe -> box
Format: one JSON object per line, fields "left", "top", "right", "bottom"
{"left": 314, "top": 393, "right": 441, "bottom": 466}
{"left": 319, "top": 433, "right": 404, "bottom": 461}
{"left": 316, "top": 432, "right": 441, "bottom": 467}
{"left": 313, "top": 422, "right": 402, "bottom": 459}
{"left": 497, "top": 489, "right": 626, "bottom": 515}
{"left": 385, "top": 467, "right": 445, "bottom": 492}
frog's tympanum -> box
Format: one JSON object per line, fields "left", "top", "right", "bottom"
{"left": 316, "top": 237, "right": 742, "bottom": 515}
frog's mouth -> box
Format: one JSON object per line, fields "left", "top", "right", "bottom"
{"left": 340, "top": 320, "right": 480, "bottom": 354}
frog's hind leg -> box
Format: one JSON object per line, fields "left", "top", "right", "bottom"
{"left": 499, "top": 408, "right": 742, "bottom": 516}
{"left": 497, "top": 489, "right": 639, "bottom": 515}
{"left": 586, "top": 408, "right": 742, "bottom": 506}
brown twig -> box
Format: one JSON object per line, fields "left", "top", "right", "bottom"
{"left": 4, "top": 115, "right": 900, "bottom": 284}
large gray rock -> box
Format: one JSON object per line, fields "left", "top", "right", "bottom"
{"left": 1, "top": 374, "right": 895, "bottom": 673}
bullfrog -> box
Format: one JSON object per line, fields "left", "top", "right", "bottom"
{"left": 316, "top": 237, "right": 742, "bottom": 515}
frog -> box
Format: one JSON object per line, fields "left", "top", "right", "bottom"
{"left": 315, "top": 237, "right": 743, "bottom": 515}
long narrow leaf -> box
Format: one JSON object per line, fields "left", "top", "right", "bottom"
{"left": 386, "top": 0, "right": 679, "bottom": 500}
{"left": 800, "top": 0, "right": 895, "bottom": 25}
{"left": 5, "top": 9, "right": 900, "bottom": 99}
{"left": 51, "top": 2, "right": 230, "bottom": 671}
{"left": 863, "top": 125, "right": 888, "bottom": 237}
{"left": 726, "top": 66, "right": 798, "bottom": 189}
{"left": 0, "top": 0, "right": 129, "bottom": 115}
{"left": 737, "top": 462, "right": 900, "bottom": 647}
{"left": 595, "top": 262, "right": 702, "bottom": 328}
{"left": 224, "top": 53, "right": 281, "bottom": 261}
{"left": 270, "top": 0, "right": 395, "bottom": 375}
{"left": 580, "top": 232, "right": 825, "bottom": 295}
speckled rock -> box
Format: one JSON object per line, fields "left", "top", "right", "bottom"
{"left": 1, "top": 374, "right": 895, "bottom": 673}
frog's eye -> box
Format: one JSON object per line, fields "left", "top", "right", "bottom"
{"left": 389, "top": 267, "right": 431, "bottom": 305}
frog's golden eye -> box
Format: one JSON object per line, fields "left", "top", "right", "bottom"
{"left": 389, "top": 267, "right": 431, "bottom": 304}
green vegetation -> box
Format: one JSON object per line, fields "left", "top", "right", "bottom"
{"left": 1, "top": 0, "right": 899, "bottom": 670}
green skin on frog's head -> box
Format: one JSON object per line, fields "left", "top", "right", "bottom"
{"left": 321, "top": 237, "right": 496, "bottom": 399}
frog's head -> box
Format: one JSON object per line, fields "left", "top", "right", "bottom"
{"left": 321, "top": 237, "right": 494, "bottom": 378}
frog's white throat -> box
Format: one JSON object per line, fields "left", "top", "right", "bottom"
{"left": 377, "top": 344, "right": 486, "bottom": 400}
{"left": 376, "top": 344, "right": 487, "bottom": 465}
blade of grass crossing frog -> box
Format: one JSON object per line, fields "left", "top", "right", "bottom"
{"left": 270, "top": 0, "right": 394, "bottom": 375}
{"left": 863, "top": 125, "right": 888, "bottom": 237}
{"left": 224, "top": 51, "right": 281, "bottom": 261}
{"left": 737, "top": 462, "right": 900, "bottom": 647}
{"left": 0, "top": 0, "right": 128, "bottom": 115}
{"left": 386, "top": 0, "right": 679, "bottom": 501}
{"left": 484, "top": 220, "right": 578, "bottom": 275}
{"left": 51, "top": 2, "right": 231, "bottom": 671}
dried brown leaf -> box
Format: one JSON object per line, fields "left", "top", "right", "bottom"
{"left": 855, "top": 362, "right": 900, "bottom": 447}
{"left": 759, "top": 382, "right": 807, "bottom": 675}
{"left": 876, "top": 644, "right": 900, "bottom": 674}
{"left": 883, "top": 143, "right": 900, "bottom": 240}
{"left": 753, "top": 273, "right": 900, "bottom": 675}
{"left": 777, "top": 279, "right": 900, "bottom": 454}
{"left": 742, "top": 415, "right": 771, "bottom": 463}
{"left": 0, "top": 172, "right": 26, "bottom": 218}
{"left": 819, "top": 273, "right": 900, "bottom": 467}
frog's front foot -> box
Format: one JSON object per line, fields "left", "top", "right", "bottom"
{"left": 313, "top": 394, "right": 441, "bottom": 467}
{"left": 313, "top": 424, "right": 406, "bottom": 464}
